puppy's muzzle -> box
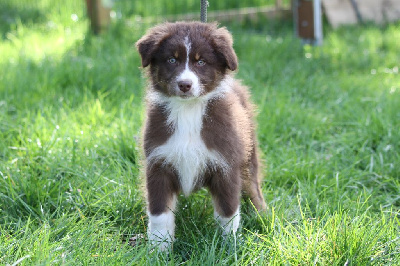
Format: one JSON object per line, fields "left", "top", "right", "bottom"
{"left": 178, "top": 79, "right": 192, "bottom": 93}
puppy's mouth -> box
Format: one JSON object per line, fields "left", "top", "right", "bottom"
{"left": 178, "top": 93, "right": 196, "bottom": 99}
{"left": 172, "top": 86, "right": 198, "bottom": 99}
{"left": 174, "top": 95, "right": 198, "bottom": 101}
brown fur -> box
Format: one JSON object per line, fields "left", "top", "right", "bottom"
{"left": 146, "top": 161, "right": 180, "bottom": 214}
{"left": 142, "top": 103, "right": 172, "bottom": 157}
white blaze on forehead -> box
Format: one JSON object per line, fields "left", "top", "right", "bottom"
{"left": 176, "top": 36, "right": 201, "bottom": 96}
{"left": 184, "top": 36, "right": 191, "bottom": 68}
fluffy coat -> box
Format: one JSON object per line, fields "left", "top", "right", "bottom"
{"left": 136, "top": 22, "right": 266, "bottom": 250}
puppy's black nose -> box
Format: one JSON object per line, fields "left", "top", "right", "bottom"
{"left": 178, "top": 80, "right": 192, "bottom": 93}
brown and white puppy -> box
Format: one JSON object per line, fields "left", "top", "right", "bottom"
{"left": 136, "top": 22, "right": 266, "bottom": 251}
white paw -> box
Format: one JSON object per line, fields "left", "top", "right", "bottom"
{"left": 148, "top": 211, "right": 175, "bottom": 251}
{"left": 214, "top": 207, "right": 240, "bottom": 237}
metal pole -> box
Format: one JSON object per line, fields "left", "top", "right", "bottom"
{"left": 313, "top": 0, "right": 323, "bottom": 45}
{"left": 200, "top": 0, "right": 208, "bottom": 22}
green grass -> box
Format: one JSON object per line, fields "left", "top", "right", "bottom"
{"left": 1, "top": 1, "right": 399, "bottom": 264}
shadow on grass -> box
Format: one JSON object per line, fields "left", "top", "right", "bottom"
{"left": 0, "top": 2, "right": 46, "bottom": 38}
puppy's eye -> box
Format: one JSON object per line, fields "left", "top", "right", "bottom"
{"left": 168, "top": 57, "right": 177, "bottom": 64}
{"left": 197, "top": 59, "right": 206, "bottom": 66}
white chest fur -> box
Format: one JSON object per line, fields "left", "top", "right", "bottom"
{"left": 148, "top": 97, "right": 224, "bottom": 196}
{"left": 147, "top": 77, "right": 233, "bottom": 196}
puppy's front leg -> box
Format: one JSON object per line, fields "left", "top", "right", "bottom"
{"left": 209, "top": 167, "right": 241, "bottom": 236}
{"left": 146, "top": 162, "right": 179, "bottom": 251}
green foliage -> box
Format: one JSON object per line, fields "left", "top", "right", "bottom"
{"left": 0, "top": 0, "right": 399, "bottom": 264}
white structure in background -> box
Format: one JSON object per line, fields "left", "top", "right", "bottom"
{"left": 322, "top": 0, "right": 400, "bottom": 28}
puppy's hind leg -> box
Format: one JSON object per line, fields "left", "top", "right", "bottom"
{"left": 242, "top": 145, "right": 267, "bottom": 212}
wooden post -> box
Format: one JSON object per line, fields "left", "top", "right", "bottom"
{"left": 293, "top": 0, "right": 323, "bottom": 45}
{"left": 86, "top": 0, "right": 112, "bottom": 34}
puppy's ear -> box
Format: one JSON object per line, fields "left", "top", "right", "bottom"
{"left": 136, "top": 24, "right": 171, "bottom": 68}
{"left": 212, "top": 27, "right": 238, "bottom": 71}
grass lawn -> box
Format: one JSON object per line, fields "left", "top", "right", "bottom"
{"left": 1, "top": 1, "right": 399, "bottom": 265}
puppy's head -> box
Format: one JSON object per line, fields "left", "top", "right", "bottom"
{"left": 136, "top": 22, "right": 238, "bottom": 99}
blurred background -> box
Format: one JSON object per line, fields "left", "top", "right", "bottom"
{"left": 1, "top": 0, "right": 291, "bottom": 21}
{"left": 3, "top": 0, "right": 399, "bottom": 43}
{"left": 0, "top": 0, "right": 293, "bottom": 36}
